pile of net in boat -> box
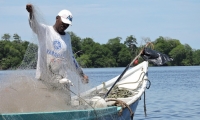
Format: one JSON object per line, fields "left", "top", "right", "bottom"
{"left": 107, "top": 86, "right": 134, "bottom": 98}
{"left": 89, "top": 82, "right": 134, "bottom": 98}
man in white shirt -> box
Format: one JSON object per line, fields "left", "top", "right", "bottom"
{"left": 26, "top": 4, "right": 88, "bottom": 104}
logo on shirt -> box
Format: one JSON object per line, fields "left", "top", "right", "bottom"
{"left": 53, "top": 40, "right": 61, "bottom": 51}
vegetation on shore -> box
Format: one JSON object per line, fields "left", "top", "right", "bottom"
{"left": 0, "top": 32, "right": 200, "bottom": 70}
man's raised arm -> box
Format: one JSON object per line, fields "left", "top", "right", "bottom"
{"left": 26, "top": 4, "right": 33, "bottom": 19}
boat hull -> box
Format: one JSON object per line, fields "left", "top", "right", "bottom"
{"left": 118, "top": 98, "right": 140, "bottom": 120}
{"left": 0, "top": 100, "right": 140, "bottom": 120}
{"left": 0, "top": 106, "right": 119, "bottom": 120}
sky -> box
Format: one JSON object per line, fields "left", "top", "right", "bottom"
{"left": 0, "top": 0, "right": 200, "bottom": 49}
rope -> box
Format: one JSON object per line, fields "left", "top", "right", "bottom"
{"left": 145, "top": 42, "right": 154, "bottom": 49}
{"left": 117, "top": 71, "right": 145, "bottom": 85}
{"left": 146, "top": 79, "right": 151, "bottom": 89}
{"left": 144, "top": 91, "right": 147, "bottom": 117}
{"left": 106, "top": 98, "right": 134, "bottom": 119}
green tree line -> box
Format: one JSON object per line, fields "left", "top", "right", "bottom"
{"left": 0, "top": 33, "right": 30, "bottom": 69}
{"left": 0, "top": 33, "right": 200, "bottom": 70}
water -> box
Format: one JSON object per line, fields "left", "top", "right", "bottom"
{"left": 135, "top": 66, "right": 200, "bottom": 120}
{"left": 0, "top": 66, "right": 200, "bottom": 119}
{"left": 83, "top": 66, "right": 200, "bottom": 120}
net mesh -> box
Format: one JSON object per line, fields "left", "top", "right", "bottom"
{"left": 0, "top": 4, "right": 119, "bottom": 120}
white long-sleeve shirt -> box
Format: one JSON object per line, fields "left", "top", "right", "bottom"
{"left": 29, "top": 15, "right": 82, "bottom": 84}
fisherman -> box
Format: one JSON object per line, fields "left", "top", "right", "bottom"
{"left": 26, "top": 4, "right": 88, "bottom": 104}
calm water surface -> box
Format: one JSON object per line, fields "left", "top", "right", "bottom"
{"left": 0, "top": 66, "right": 200, "bottom": 120}
{"left": 83, "top": 66, "right": 200, "bottom": 120}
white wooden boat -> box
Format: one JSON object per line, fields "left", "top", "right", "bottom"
{"left": 71, "top": 61, "right": 149, "bottom": 120}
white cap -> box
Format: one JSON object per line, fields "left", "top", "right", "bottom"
{"left": 58, "top": 9, "right": 73, "bottom": 25}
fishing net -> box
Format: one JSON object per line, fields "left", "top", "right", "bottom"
{"left": 0, "top": 4, "right": 119, "bottom": 120}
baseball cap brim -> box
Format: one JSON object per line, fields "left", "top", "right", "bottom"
{"left": 60, "top": 17, "right": 72, "bottom": 25}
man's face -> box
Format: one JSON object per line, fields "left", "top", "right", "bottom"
{"left": 55, "top": 16, "right": 69, "bottom": 35}
{"left": 58, "top": 22, "right": 69, "bottom": 32}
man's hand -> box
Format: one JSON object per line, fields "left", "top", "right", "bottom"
{"left": 82, "top": 74, "right": 89, "bottom": 84}
{"left": 26, "top": 4, "right": 33, "bottom": 13}
{"left": 26, "top": 4, "right": 33, "bottom": 19}
{"left": 59, "top": 78, "right": 74, "bottom": 86}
